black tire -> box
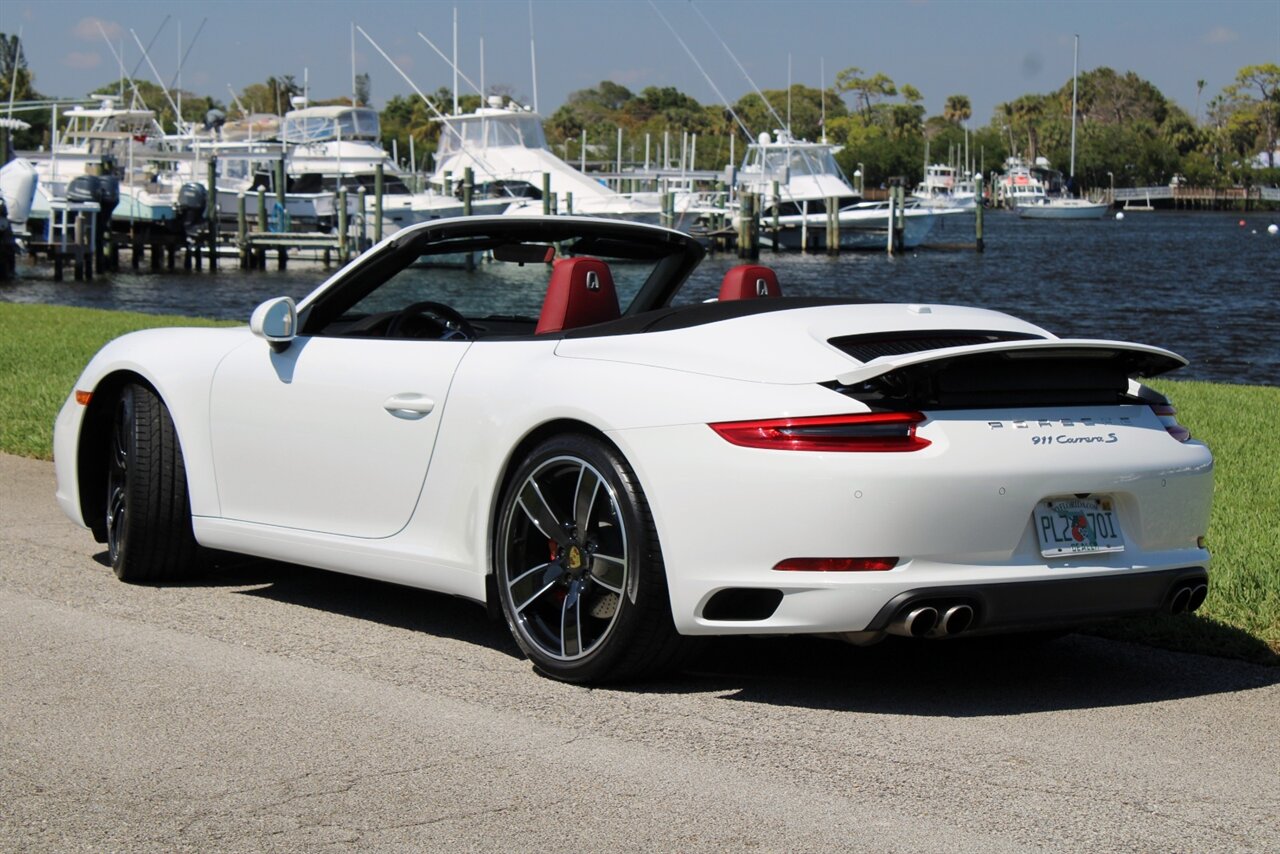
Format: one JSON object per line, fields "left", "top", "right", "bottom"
{"left": 494, "top": 434, "right": 685, "bottom": 684}
{"left": 106, "top": 383, "right": 202, "bottom": 582}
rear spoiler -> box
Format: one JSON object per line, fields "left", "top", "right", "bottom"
{"left": 828, "top": 339, "right": 1188, "bottom": 411}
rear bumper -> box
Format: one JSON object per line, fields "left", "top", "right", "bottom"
{"left": 865, "top": 566, "right": 1208, "bottom": 634}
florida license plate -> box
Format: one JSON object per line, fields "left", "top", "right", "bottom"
{"left": 1034, "top": 497, "right": 1125, "bottom": 557}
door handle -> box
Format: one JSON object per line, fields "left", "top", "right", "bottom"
{"left": 383, "top": 393, "right": 435, "bottom": 419}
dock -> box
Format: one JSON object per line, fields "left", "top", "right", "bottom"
{"left": 1110, "top": 186, "right": 1280, "bottom": 210}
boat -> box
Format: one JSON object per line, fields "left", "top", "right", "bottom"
{"left": 22, "top": 98, "right": 179, "bottom": 228}
{"left": 1015, "top": 196, "right": 1109, "bottom": 219}
{"left": 435, "top": 97, "right": 679, "bottom": 222}
{"left": 738, "top": 130, "right": 956, "bottom": 249}
{"left": 913, "top": 163, "right": 977, "bottom": 210}
{"left": 275, "top": 102, "right": 497, "bottom": 228}
{"left": 1014, "top": 36, "right": 1108, "bottom": 221}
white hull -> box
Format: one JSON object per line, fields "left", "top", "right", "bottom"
{"left": 1017, "top": 199, "right": 1108, "bottom": 219}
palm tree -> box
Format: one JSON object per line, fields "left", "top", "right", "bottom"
{"left": 1195, "top": 79, "right": 1205, "bottom": 124}
{"left": 943, "top": 94, "right": 972, "bottom": 125}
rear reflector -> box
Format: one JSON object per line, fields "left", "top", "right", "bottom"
{"left": 773, "top": 557, "right": 898, "bottom": 572}
{"left": 1150, "top": 403, "right": 1191, "bottom": 442}
{"left": 74, "top": 390, "right": 92, "bottom": 406}
{"left": 710, "top": 411, "right": 931, "bottom": 452}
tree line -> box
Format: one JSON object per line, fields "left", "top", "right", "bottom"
{"left": 2, "top": 32, "right": 1276, "bottom": 190}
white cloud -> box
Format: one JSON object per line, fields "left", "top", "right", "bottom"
{"left": 64, "top": 51, "right": 102, "bottom": 70}
{"left": 73, "top": 17, "right": 124, "bottom": 42}
{"left": 1205, "top": 26, "right": 1239, "bottom": 45}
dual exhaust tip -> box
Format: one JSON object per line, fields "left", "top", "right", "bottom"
{"left": 1169, "top": 582, "right": 1208, "bottom": 616}
{"left": 887, "top": 580, "right": 1207, "bottom": 639}
{"left": 889, "top": 603, "right": 974, "bottom": 638}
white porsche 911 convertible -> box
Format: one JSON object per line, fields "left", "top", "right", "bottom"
{"left": 54, "top": 216, "right": 1213, "bottom": 683}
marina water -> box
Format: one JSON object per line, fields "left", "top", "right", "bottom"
{"left": 3, "top": 210, "right": 1277, "bottom": 386}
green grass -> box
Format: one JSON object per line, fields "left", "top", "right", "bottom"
{"left": 1086, "top": 378, "right": 1280, "bottom": 664}
{"left": 0, "top": 303, "right": 235, "bottom": 459}
{"left": 1, "top": 302, "right": 1276, "bottom": 663}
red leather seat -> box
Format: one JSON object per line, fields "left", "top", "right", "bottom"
{"left": 718, "top": 265, "right": 782, "bottom": 300}
{"left": 535, "top": 257, "right": 621, "bottom": 334}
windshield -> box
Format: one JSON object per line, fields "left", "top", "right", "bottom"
{"left": 283, "top": 109, "right": 381, "bottom": 143}
{"left": 744, "top": 145, "right": 844, "bottom": 181}
{"left": 438, "top": 114, "right": 548, "bottom": 158}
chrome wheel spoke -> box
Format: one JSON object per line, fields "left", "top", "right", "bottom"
{"left": 572, "top": 465, "right": 600, "bottom": 538}
{"left": 509, "top": 561, "right": 565, "bottom": 613}
{"left": 518, "top": 478, "right": 571, "bottom": 547}
{"left": 589, "top": 553, "right": 626, "bottom": 594}
{"left": 561, "top": 580, "right": 583, "bottom": 658}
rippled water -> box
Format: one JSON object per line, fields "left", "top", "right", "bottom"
{"left": 3, "top": 210, "right": 1277, "bottom": 385}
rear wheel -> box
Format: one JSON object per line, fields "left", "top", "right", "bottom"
{"left": 106, "top": 383, "right": 202, "bottom": 582}
{"left": 495, "top": 434, "right": 684, "bottom": 683}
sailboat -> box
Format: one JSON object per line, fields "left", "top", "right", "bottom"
{"left": 1017, "top": 35, "right": 1108, "bottom": 220}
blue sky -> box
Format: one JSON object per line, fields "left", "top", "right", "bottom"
{"left": 3, "top": 0, "right": 1278, "bottom": 124}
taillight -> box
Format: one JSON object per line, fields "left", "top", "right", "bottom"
{"left": 709, "top": 411, "right": 931, "bottom": 452}
{"left": 1150, "top": 403, "right": 1191, "bottom": 442}
{"left": 773, "top": 557, "right": 898, "bottom": 572}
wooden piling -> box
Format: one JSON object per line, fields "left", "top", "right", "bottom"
{"left": 886, "top": 186, "right": 896, "bottom": 256}
{"left": 237, "top": 192, "right": 248, "bottom": 269}
{"left": 374, "top": 163, "right": 384, "bottom": 244}
{"left": 206, "top": 158, "right": 219, "bottom": 271}
{"left": 338, "top": 187, "right": 349, "bottom": 264}
{"left": 974, "top": 174, "right": 985, "bottom": 253}
{"left": 357, "top": 187, "right": 368, "bottom": 254}
{"left": 566, "top": 192, "right": 574, "bottom": 216}
{"left": 827, "top": 197, "right": 840, "bottom": 254}
{"left": 542, "top": 173, "right": 551, "bottom": 215}
{"left": 738, "top": 192, "right": 759, "bottom": 260}
{"left": 895, "top": 186, "right": 906, "bottom": 252}
{"left": 462, "top": 168, "right": 475, "bottom": 270}
{"left": 771, "top": 180, "right": 781, "bottom": 253}
{"left": 73, "top": 214, "right": 85, "bottom": 281}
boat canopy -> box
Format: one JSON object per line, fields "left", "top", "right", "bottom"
{"left": 742, "top": 141, "right": 847, "bottom": 185}
{"left": 282, "top": 107, "right": 381, "bottom": 144}
{"left": 436, "top": 108, "right": 549, "bottom": 158}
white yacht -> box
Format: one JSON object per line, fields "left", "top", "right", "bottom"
{"left": 435, "top": 97, "right": 672, "bottom": 222}
{"left": 913, "top": 163, "right": 977, "bottom": 210}
{"left": 276, "top": 103, "right": 496, "bottom": 229}
{"left": 23, "top": 98, "right": 178, "bottom": 225}
{"left": 1002, "top": 157, "right": 1106, "bottom": 220}
{"left": 738, "top": 131, "right": 953, "bottom": 249}
{"left": 998, "top": 157, "right": 1049, "bottom": 209}
{"left": 1016, "top": 195, "right": 1108, "bottom": 219}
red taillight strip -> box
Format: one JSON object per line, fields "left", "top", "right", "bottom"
{"left": 709, "top": 411, "right": 931, "bottom": 452}
{"left": 1150, "top": 403, "right": 1191, "bottom": 442}
{"left": 774, "top": 557, "right": 898, "bottom": 572}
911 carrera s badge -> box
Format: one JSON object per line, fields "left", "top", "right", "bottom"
{"left": 755, "top": 277, "right": 769, "bottom": 296}
{"left": 1034, "top": 497, "right": 1125, "bottom": 557}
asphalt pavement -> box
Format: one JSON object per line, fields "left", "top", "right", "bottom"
{"left": 2, "top": 453, "right": 1277, "bottom": 852}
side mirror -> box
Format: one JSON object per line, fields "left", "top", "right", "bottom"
{"left": 250, "top": 296, "right": 297, "bottom": 352}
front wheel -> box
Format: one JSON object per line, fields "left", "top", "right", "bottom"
{"left": 494, "top": 434, "right": 685, "bottom": 683}
{"left": 106, "top": 383, "right": 203, "bottom": 582}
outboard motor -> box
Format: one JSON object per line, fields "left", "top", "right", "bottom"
{"left": 65, "top": 174, "right": 119, "bottom": 246}
{"left": 177, "top": 182, "right": 209, "bottom": 237}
